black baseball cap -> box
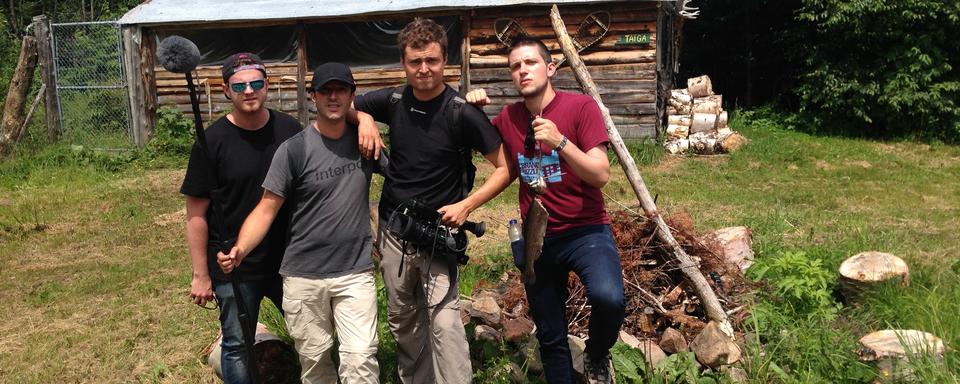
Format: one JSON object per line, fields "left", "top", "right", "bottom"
{"left": 310, "top": 62, "right": 356, "bottom": 92}
{"left": 221, "top": 52, "right": 267, "bottom": 82}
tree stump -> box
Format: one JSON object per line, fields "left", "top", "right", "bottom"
{"left": 858, "top": 330, "right": 944, "bottom": 380}
{"left": 839, "top": 252, "right": 909, "bottom": 299}
{"left": 687, "top": 75, "right": 713, "bottom": 98}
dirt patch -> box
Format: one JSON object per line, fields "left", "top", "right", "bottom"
{"left": 815, "top": 160, "right": 835, "bottom": 170}
{"left": 154, "top": 208, "right": 186, "bottom": 227}
{"left": 844, "top": 160, "right": 873, "bottom": 169}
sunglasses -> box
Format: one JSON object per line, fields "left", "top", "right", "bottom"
{"left": 229, "top": 79, "right": 266, "bottom": 93}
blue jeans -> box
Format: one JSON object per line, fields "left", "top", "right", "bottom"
{"left": 213, "top": 277, "right": 283, "bottom": 384}
{"left": 512, "top": 224, "right": 626, "bottom": 384}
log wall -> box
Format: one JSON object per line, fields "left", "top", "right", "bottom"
{"left": 468, "top": 3, "right": 658, "bottom": 139}
{"left": 154, "top": 2, "right": 658, "bottom": 139}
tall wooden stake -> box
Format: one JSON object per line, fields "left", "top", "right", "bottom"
{"left": 0, "top": 35, "right": 39, "bottom": 156}
{"left": 549, "top": 5, "right": 731, "bottom": 333}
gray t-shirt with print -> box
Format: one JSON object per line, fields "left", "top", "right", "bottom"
{"left": 263, "top": 124, "right": 375, "bottom": 278}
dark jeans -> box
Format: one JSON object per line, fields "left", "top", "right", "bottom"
{"left": 512, "top": 224, "right": 626, "bottom": 384}
{"left": 213, "top": 277, "right": 283, "bottom": 384}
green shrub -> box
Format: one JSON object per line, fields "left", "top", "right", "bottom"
{"left": 795, "top": 0, "right": 960, "bottom": 142}
{"left": 749, "top": 251, "right": 839, "bottom": 320}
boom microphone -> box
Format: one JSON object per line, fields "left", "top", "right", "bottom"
{"left": 157, "top": 35, "right": 201, "bottom": 74}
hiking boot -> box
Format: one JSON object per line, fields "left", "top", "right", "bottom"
{"left": 584, "top": 353, "right": 615, "bottom": 384}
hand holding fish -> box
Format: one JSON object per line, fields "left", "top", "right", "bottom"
{"left": 531, "top": 117, "right": 565, "bottom": 150}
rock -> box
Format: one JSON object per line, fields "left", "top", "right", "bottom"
{"left": 460, "top": 299, "right": 473, "bottom": 326}
{"left": 522, "top": 336, "right": 543, "bottom": 374}
{"left": 638, "top": 340, "right": 668, "bottom": 368}
{"left": 707, "top": 226, "right": 755, "bottom": 272}
{"left": 721, "top": 365, "right": 748, "bottom": 383}
{"left": 474, "top": 289, "right": 503, "bottom": 307}
{"left": 618, "top": 331, "right": 641, "bottom": 349}
{"left": 659, "top": 327, "right": 689, "bottom": 354}
{"left": 690, "top": 321, "right": 742, "bottom": 368}
{"left": 503, "top": 317, "right": 535, "bottom": 343}
{"left": 474, "top": 324, "right": 501, "bottom": 343}
{"left": 469, "top": 295, "right": 501, "bottom": 326}
{"left": 505, "top": 362, "right": 526, "bottom": 383}
{"left": 569, "top": 335, "right": 587, "bottom": 376}
{"left": 858, "top": 329, "right": 944, "bottom": 380}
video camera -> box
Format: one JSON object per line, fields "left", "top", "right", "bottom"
{"left": 387, "top": 199, "right": 486, "bottom": 265}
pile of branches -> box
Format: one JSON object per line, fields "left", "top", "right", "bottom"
{"left": 501, "top": 210, "right": 753, "bottom": 341}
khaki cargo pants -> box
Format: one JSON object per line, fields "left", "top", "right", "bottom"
{"left": 282, "top": 271, "right": 380, "bottom": 384}
{"left": 377, "top": 220, "right": 473, "bottom": 384}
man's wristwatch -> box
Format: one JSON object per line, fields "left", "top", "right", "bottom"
{"left": 555, "top": 136, "right": 569, "bottom": 152}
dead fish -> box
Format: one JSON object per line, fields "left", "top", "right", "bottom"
{"left": 522, "top": 197, "right": 549, "bottom": 284}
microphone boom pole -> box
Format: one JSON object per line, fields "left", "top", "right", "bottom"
{"left": 159, "top": 36, "right": 260, "bottom": 384}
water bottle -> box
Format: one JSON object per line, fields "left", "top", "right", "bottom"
{"left": 508, "top": 219, "right": 524, "bottom": 268}
{"left": 507, "top": 219, "right": 522, "bottom": 242}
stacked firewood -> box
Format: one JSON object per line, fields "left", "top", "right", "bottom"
{"left": 664, "top": 75, "right": 746, "bottom": 155}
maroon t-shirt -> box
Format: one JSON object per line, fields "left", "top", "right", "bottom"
{"left": 492, "top": 91, "right": 610, "bottom": 236}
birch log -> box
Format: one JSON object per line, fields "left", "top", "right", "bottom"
{"left": 549, "top": 5, "right": 730, "bottom": 331}
{"left": 687, "top": 75, "right": 713, "bottom": 97}
{"left": 690, "top": 113, "right": 718, "bottom": 134}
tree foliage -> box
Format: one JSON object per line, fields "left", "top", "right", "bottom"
{"left": 795, "top": 0, "right": 960, "bottom": 141}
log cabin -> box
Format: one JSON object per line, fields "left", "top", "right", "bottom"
{"left": 118, "top": 0, "right": 686, "bottom": 146}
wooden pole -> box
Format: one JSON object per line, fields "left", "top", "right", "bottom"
{"left": 0, "top": 35, "right": 39, "bottom": 156}
{"left": 122, "top": 25, "right": 148, "bottom": 147}
{"left": 549, "top": 5, "right": 731, "bottom": 332}
{"left": 296, "top": 23, "right": 309, "bottom": 128}
{"left": 20, "top": 84, "right": 46, "bottom": 140}
{"left": 32, "top": 15, "right": 60, "bottom": 142}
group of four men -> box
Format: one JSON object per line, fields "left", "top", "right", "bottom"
{"left": 182, "top": 18, "right": 626, "bottom": 384}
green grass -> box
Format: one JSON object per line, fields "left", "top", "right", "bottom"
{"left": 1, "top": 108, "right": 959, "bottom": 382}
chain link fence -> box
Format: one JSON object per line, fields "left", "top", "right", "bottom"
{"left": 52, "top": 21, "right": 132, "bottom": 150}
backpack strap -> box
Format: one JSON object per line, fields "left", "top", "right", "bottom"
{"left": 444, "top": 95, "right": 476, "bottom": 200}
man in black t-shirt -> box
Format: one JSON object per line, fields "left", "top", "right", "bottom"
{"left": 180, "top": 52, "right": 302, "bottom": 384}
{"left": 353, "top": 18, "right": 512, "bottom": 384}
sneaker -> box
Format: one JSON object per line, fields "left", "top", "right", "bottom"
{"left": 584, "top": 353, "right": 615, "bottom": 384}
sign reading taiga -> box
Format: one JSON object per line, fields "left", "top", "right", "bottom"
{"left": 615, "top": 33, "right": 651, "bottom": 46}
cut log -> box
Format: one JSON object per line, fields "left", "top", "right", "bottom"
{"left": 206, "top": 323, "right": 300, "bottom": 382}
{"left": 689, "top": 132, "right": 718, "bottom": 155}
{"left": 668, "top": 114, "right": 692, "bottom": 126}
{"left": 666, "top": 106, "right": 679, "bottom": 115}
{"left": 716, "top": 110, "right": 728, "bottom": 129}
{"left": 687, "top": 75, "right": 713, "bottom": 98}
{"left": 664, "top": 138, "right": 689, "bottom": 154}
{"left": 692, "top": 95, "right": 722, "bottom": 115}
{"left": 858, "top": 330, "right": 944, "bottom": 380}
{"left": 690, "top": 113, "right": 718, "bottom": 134}
{"left": 666, "top": 124, "right": 689, "bottom": 139}
{"left": 670, "top": 89, "right": 692, "bottom": 104}
{"left": 0, "top": 35, "right": 39, "bottom": 156}
{"left": 839, "top": 252, "right": 909, "bottom": 299}
{"left": 719, "top": 132, "right": 747, "bottom": 153}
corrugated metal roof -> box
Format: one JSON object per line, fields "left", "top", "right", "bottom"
{"left": 119, "top": 0, "right": 638, "bottom": 26}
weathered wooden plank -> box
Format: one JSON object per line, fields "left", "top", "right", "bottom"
{"left": 32, "top": 15, "right": 59, "bottom": 142}
{"left": 469, "top": 63, "right": 655, "bottom": 82}
{"left": 0, "top": 35, "right": 38, "bottom": 155}
{"left": 470, "top": 33, "right": 657, "bottom": 55}
{"left": 471, "top": 50, "right": 655, "bottom": 68}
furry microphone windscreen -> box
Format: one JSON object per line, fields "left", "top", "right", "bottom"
{"left": 157, "top": 35, "right": 201, "bottom": 74}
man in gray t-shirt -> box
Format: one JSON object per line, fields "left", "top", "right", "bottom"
{"left": 218, "top": 63, "right": 381, "bottom": 384}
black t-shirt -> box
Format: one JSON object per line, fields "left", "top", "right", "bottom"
{"left": 180, "top": 109, "right": 303, "bottom": 281}
{"left": 354, "top": 85, "right": 502, "bottom": 216}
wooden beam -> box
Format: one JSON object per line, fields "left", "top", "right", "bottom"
{"left": 549, "top": 4, "right": 731, "bottom": 333}
{"left": 460, "top": 11, "right": 472, "bottom": 93}
{"left": 141, "top": 28, "right": 158, "bottom": 145}
{"left": 296, "top": 23, "right": 308, "bottom": 127}
{"left": 122, "top": 25, "right": 147, "bottom": 147}
{"left": 32, "top": 15, "right": 60, "bottom": 142}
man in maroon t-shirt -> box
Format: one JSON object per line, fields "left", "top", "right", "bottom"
{"left": 467, "top": 37, "right": 626, "bottom": 384}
